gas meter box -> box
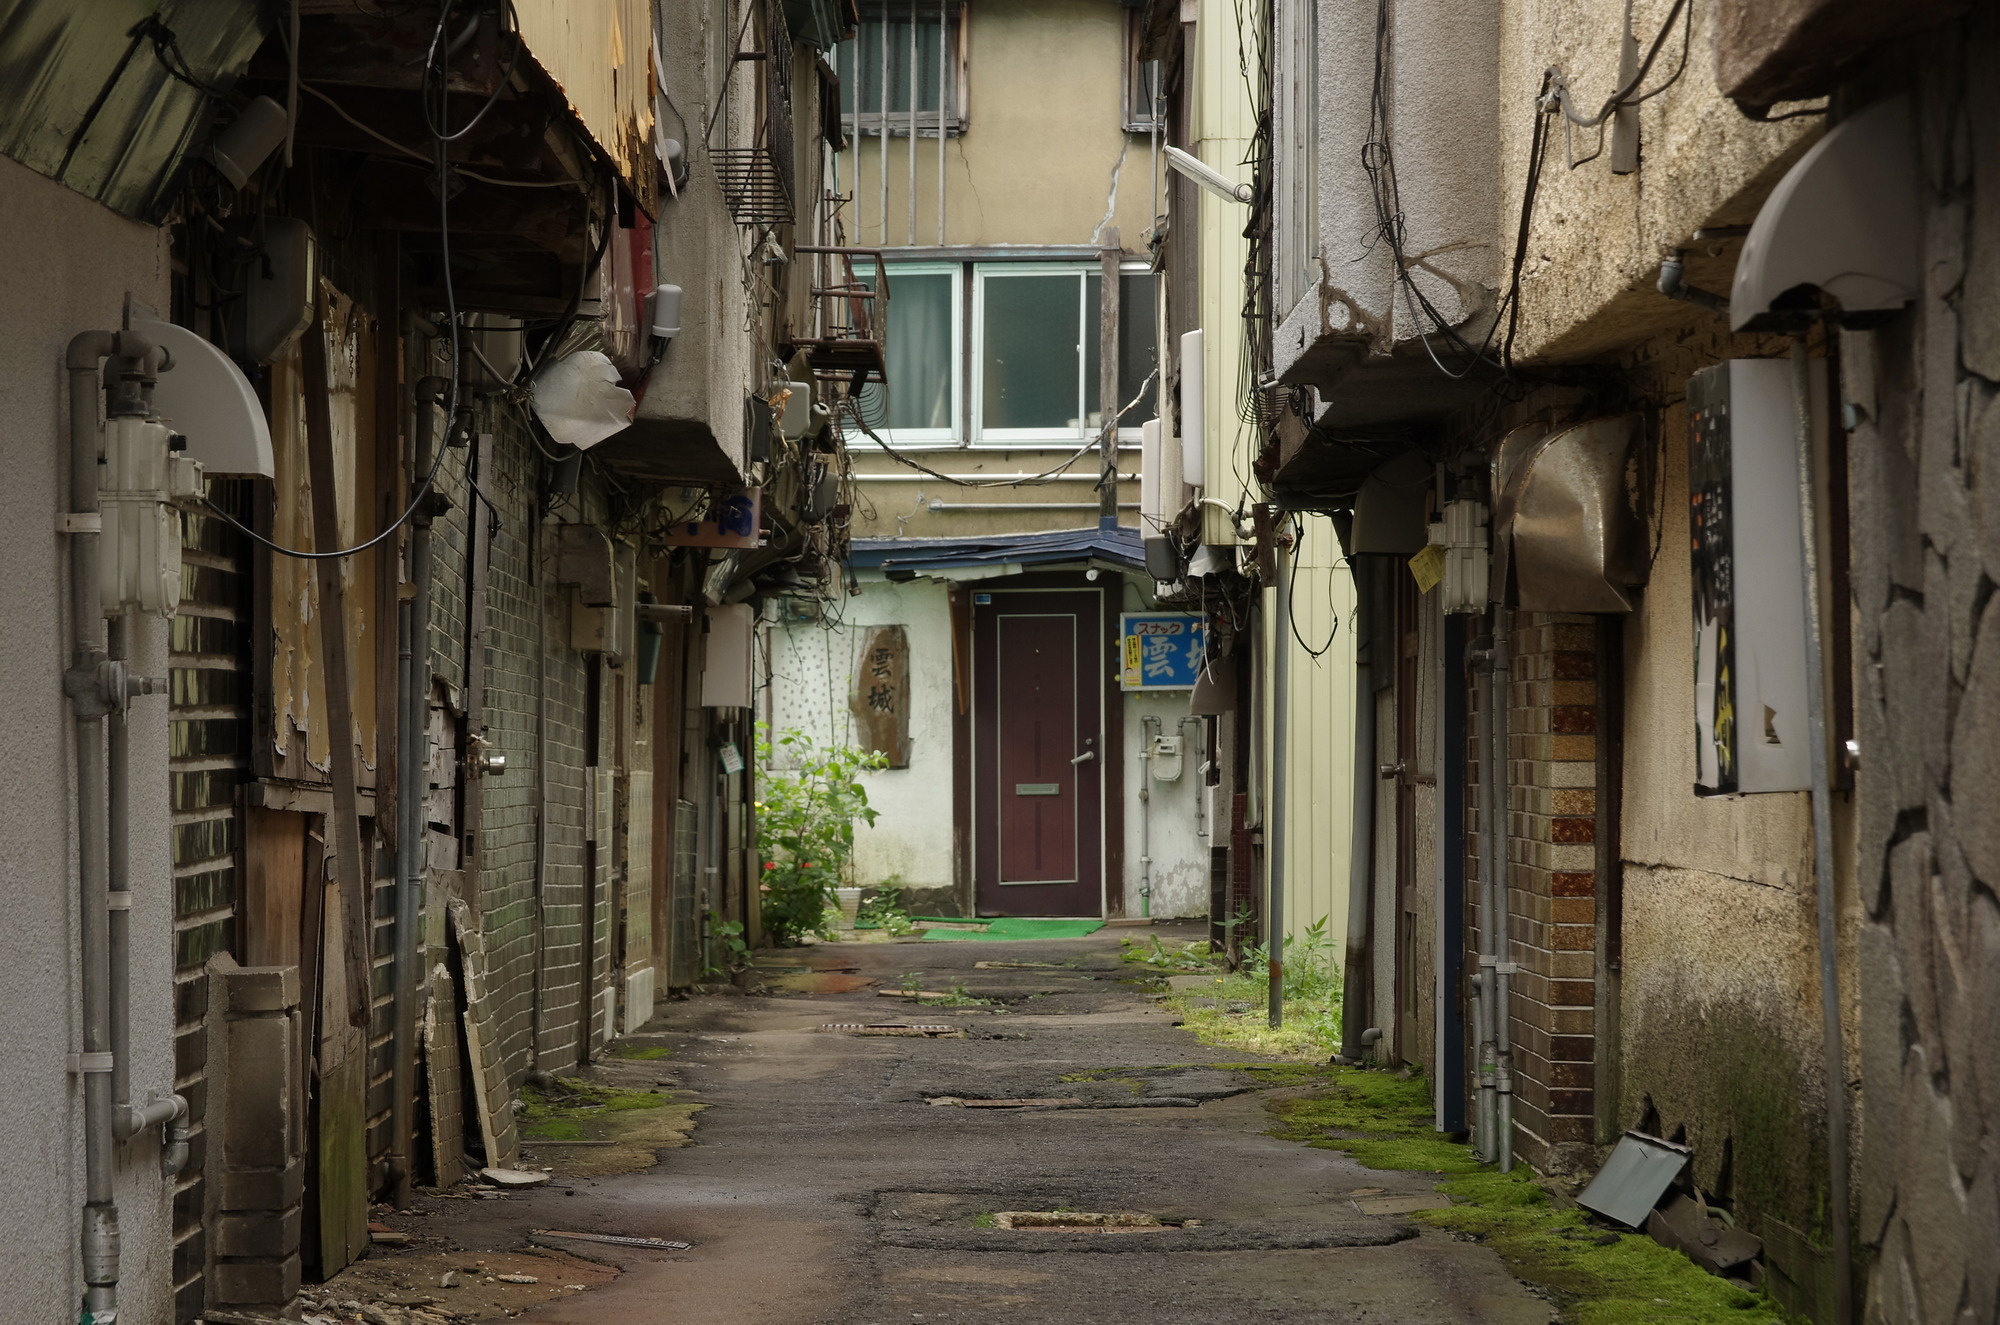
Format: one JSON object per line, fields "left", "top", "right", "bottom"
{"left": 99, "top": 414, "right": 200, "bottom": 618}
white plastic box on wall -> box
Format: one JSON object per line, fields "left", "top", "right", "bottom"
{"left": 1688, "top": 357, "right": 1825, "bottom": 795}
{"left": 701, "top": 602, "right": 755, "bottom": 708}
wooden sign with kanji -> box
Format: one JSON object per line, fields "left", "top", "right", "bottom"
{"left": 849, "top": 624, "right": 911, "bottom": 768}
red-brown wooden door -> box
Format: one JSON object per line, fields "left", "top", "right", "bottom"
{"left": 972, "top": 589, "right": 1104, "bottom": 916}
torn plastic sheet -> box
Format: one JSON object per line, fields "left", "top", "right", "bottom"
{"left": 531, "top": 350, "right": 635, "bottom": 450}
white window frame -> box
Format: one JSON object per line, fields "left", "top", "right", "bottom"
{"left": 971, "top": 262, "right": 1093, "bottom": 448}
{"left": 872, "top": 260, "right": 963, "bottom": 448}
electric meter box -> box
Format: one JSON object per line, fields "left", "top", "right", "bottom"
{"left": 1687, "top": 358, "right": 1825, "bottom": 796}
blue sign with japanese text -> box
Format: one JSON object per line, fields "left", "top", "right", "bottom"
{"left": 1119, "top": 612, "right": 1207, "bottom": 690}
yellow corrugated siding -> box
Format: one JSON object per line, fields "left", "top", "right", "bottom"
{"left": 1194, "top": 0, "right": 1255, "bottom": 545}
{"left": 516, "top": 0, "right": 657, "bottom": 195}
{"left": 1262, "top": 517, "right": 1357, "bottom": 959}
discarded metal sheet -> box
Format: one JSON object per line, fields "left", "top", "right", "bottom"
{"left": 1577, "top": 1131, "right": 1690, "bottom": 1227}
{"left": 1646, "top": 1194, "right": 1762, "bottom": 1275}
{"left": 450, "top": 898, "right": 520, "bottom": 1171}
{"left": 822, "top": 1022, "right": 964, "bottom": 1037}
{"left": 422, "top": 962, "right": 468, "bottom": 1188}
{"left": 532, "top": 1229, "right": 694, "bottom": 1252}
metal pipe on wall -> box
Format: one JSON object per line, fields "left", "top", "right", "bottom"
{"left": 1138, "top": 715, "right": 1159, "bottom": 917}
{"left": 390, "top": 375, "right": 445, "bottom": 1204}
{"left": 877, "top": 16, "right": 888, "bottom": 245}
{"left": 937, "top": 0, "right": 947, "bottom": 245}
{"left": 1338, "top": 557, "right": 1377, "bottom": 1061}
{"left": 1266, "top": 531, "right": 1291, "bottom": 1029}
{"left": 68, "top": 328, "right": 182, "bottom": 1322}
{"left": 1473, "top": 620, "right": 1500, "bottom": 1160}
{"left": 907, "top": 0, "right": 917, "bottom": 244}
{"left": 1492, "top": 607, "right": 1516, "bottom": 1173}
{"left": 1792, "top": 334, "right": 1854, "bottom": 1325}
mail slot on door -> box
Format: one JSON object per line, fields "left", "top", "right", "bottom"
{"left": 1014, "top": 783, "right": 1061, "bottom": 796}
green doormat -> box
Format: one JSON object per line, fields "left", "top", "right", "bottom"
{"left": 917, "top": 917, "right": 1106, "bottom": 941}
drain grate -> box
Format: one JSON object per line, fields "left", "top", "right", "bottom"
{"left": 822, "top": 1022, "right": 965, "bottom": 1037}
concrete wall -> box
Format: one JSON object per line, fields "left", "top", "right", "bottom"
{"left": 837, "top": 0, "right": 1156, "bottom": 249}
{"left": 0, "top": 153, "right": 176, "bottom": 1323}
{"left": 770, "top": 576, "right": 959, "bottom": 898}
{"left": 1495, "top": 0, "right": 1818, "bottom": 362}
{"left": 1845, "top": 17, "right": 2000, "bottom": 1316}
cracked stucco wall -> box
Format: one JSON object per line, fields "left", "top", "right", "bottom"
{"left": 838, "top": 0, "right": 1155, "bottom": 248}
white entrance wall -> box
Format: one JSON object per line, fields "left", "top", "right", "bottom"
{"left": 766, "top": 570, "right": 1215, "bottom": 919}
{"left": 767, "top": 577, "right": 958, "bottom": 897}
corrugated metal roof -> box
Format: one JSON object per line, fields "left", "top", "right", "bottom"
{"left": 0, "top": 0, "right": 271, "bottom": 218}
{"left": 850, "top": 524, "right": 1145, "bottom": 573}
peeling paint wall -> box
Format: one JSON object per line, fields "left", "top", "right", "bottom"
{"left": 837, "top": 0, "right": 1155, "bottom": 247}
{"left": 266, "top": 284, "right": 380, "bottom": 780}
{"left": 516, "top": 0, "right": 658, "bottom": 200}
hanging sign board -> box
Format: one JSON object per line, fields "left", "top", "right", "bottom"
{"left": 849, "top": 625, "right": 912, "bottom": 767}
{"left": 1119, "top": 612, "right": 1207, "bottom": 690}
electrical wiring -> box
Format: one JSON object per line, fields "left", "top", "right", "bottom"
{"left": 200, "top": 0, "right": 482, "bottom": 561}
{"left": 300, "top": 84, "right": 579, "bottom": 188}
{"left": 1285, "top": 513, "right": 1338, "bottom": 658}
{"left": 841, "top": 368, "right": 1159, "bottom": 489}
{"left": 1543, "top": 0, "right": 1692, "bottom": 168}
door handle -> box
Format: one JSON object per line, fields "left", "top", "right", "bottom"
{"left": 1072, "top": 751, "right": 1096, "bottom": 764}
{"left": 1378, "top": 761, "right": 1405, "bottom": 781}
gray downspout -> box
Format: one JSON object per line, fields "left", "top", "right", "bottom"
{"left": 1492, "top": 607, "right": 1516, "bottom": 1173}
{"left": 391, "top": 376, "right": 445, "bottom": 1204}
{"left": 1792, "top": 336, "right": 1853, "bottom": 1325}
{"left": 1473, "top": 621, "right": 1499, "bottom": 1161}
{"left": 1138, "top": 715, "right": 1159, "bottom": 918}
{"left": 68, "top": 329, "right": 173, "bottom": 1322}
{"left": 1267, "top": 530, "right": 1291, "bottom": 1028}
{"left": 1338, "top": 556, "right": 1376, "bottom": 1061}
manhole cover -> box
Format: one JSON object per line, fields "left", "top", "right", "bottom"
{"left": 822, "top": 1023, "right": 964, "bottom": 1037}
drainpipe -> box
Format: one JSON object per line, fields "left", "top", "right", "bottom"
{"left": 1338, "top": 560, "right": 1377, "bottom": 1062}
{"left": 1178, "top": 716, "right": 1207, "bottom": 841}
{"left": 390, "top": 376, "right": 446, "bottom": 1204}
{"left": 1792, "top": 336, "right": 1853, "bottom": 1325}
{"left": 69, "top": 329, "right": 181, "bottom": 1323}
{"left": 1471, "top": 625, "right": 1500, "bottom": 1162}
{"left": 1137, "top": 715, "right": 1159, "bottom": 918}
{"left": 1266, "top": 530, "right": 1291, "bottom": 1029}
{"left": 1491, "top": 607, "right": 1516, "bottom": 1173}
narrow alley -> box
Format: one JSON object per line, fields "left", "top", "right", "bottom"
{"left": 339, "top": 928, "right": 1553, "bottom": 1325}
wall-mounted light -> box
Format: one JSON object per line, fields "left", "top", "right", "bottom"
{"left": 1163, "top": 145, "right": 1253, "bottom": 206}
{"left": 649, "top": 283, "right": 684, "bottom": 342}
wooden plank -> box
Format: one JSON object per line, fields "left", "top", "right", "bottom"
{"left": 242, "top": 807, "right": 308, "bottom": 969}
{"left": 459, "top": 431, "right": 495, "bottom": 919}
{"left": 303, "top": 299, "right": 374, "bottom": 1027}
{"left": 1098, "top": 227, "right": 1120, "bottom": 526}
{"left": 849, "top": 624, "right": 912, "bottom": 767}
{"left": 313, "top": 877, "right": 370, "bottom": 1276}
{"left": 448, "top": 896, "right": 518, "bottom": 1169}
{"left": 422, "top": 962, "right": 467, "bottom": 1188}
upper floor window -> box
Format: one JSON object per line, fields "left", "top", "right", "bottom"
{"left": 1124, "top": 10, "right": 1165, "bottom": 133}
{"left": 856, "top": 260, "right": 1159, "bottom": 449}
{"left": 836, "top": 1, "right": 968, "bottom": 137}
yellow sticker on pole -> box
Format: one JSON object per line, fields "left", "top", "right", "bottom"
{"left": 1408, "top": 542, "right": 1446, "bottom": 594}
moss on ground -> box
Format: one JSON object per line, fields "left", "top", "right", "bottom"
{"left": 1161, "top": 973, "right": 1341, "bottom": 1060}
{"left": 520, "top": 1077, "right": 672, "bottom": 1136}
{"left": 1262, "top": 1065, "right": 1793, "bottom": 1325}
{"left": 607, "top": 1042, "right": 673, "bottom": 1060}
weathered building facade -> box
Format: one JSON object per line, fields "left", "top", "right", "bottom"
{"left": 1216, "top": 0, "right": 2000, "bottom": 1319}
{"left": 1, "top": 0, "right": 861, "bottom": 1318}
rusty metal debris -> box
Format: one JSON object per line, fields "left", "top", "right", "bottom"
{"left": 822, "top": 1022, "right": 964, "bottom": 1037}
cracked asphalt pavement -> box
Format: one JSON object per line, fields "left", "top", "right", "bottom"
{"left": 388, "top": 923, "right": 1555, "bottom": 1324}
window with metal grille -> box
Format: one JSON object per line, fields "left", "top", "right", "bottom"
{"left": 835, "top": 1, "right": 967, "bottom": 137}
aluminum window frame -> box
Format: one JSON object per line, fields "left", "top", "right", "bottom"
{"left": 836, "top": 0, "right": 971, "bottom": 139}
{"left": 869, "top": 260, "right": 964, "bottom": 449}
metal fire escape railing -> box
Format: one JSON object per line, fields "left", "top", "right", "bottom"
{"left": 710, "top": 0, "right": 797, "bottom": 227}
{"left": 792, "top": 245, "right": 890, "bottom": 386}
